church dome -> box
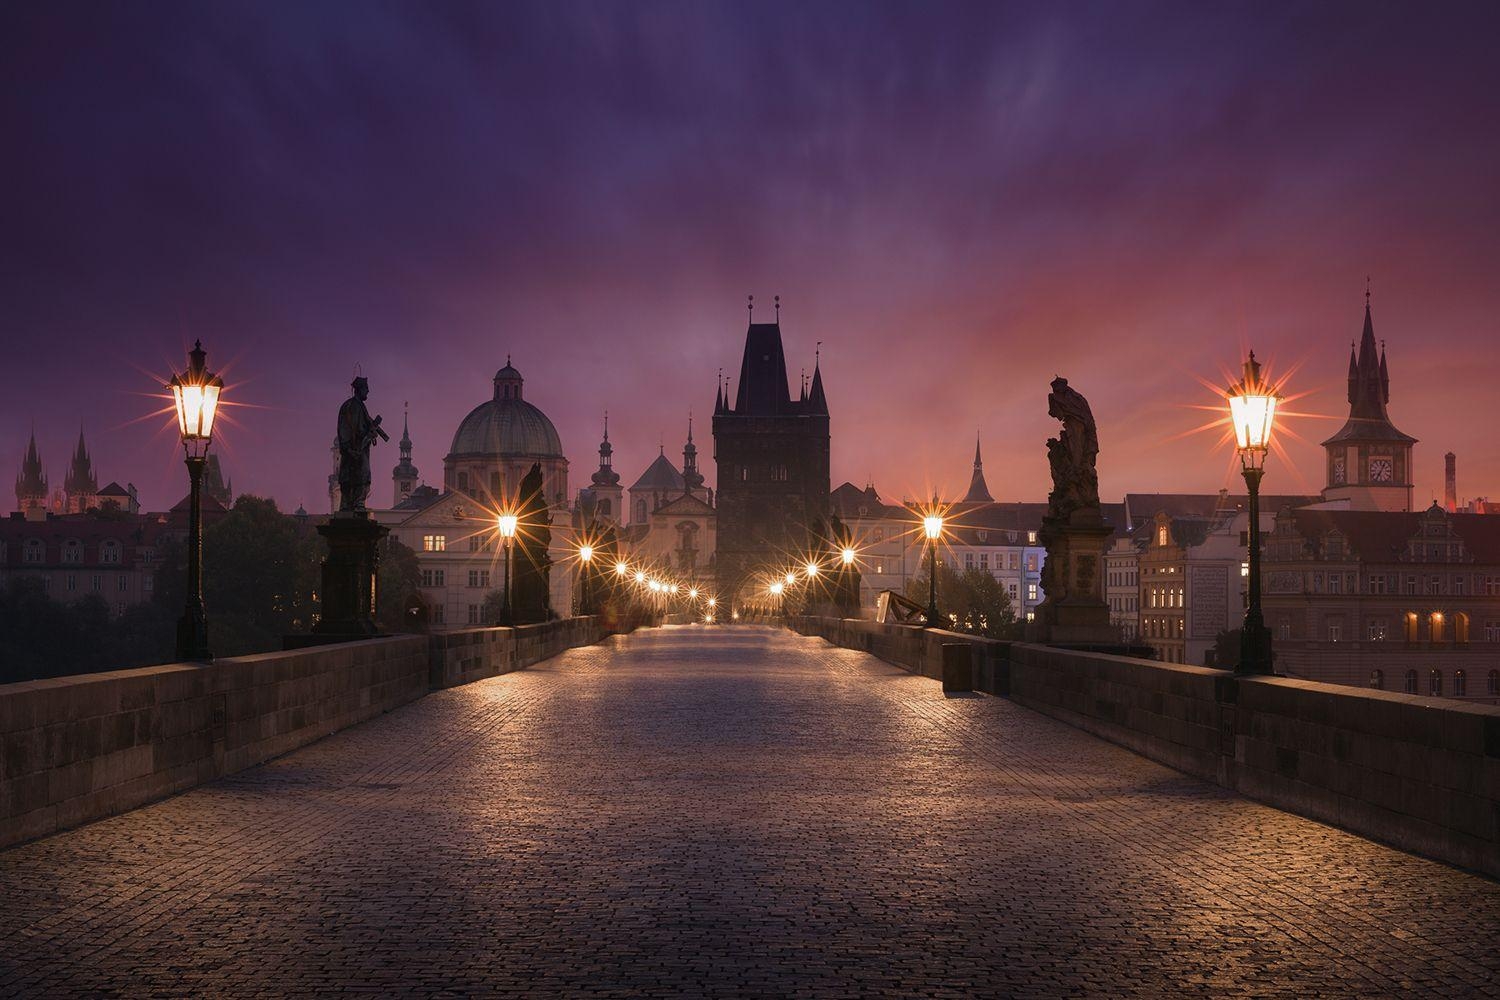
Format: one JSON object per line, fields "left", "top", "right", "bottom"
{"left": 448, "top": 363, "right": 564, "bottom": 459}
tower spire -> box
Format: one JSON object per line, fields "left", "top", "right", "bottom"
{"left": 963, "top": 431, "right": 994, "bottom": 503}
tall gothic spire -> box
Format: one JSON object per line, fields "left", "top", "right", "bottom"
{"left": 64, "top": 427, "right": 97, "bottom": 496}
{"left": 15, "top": 427, "right": 47, "bottom": 511}
{"left": 963, "top": 433, "right": 994, "bottom": 503}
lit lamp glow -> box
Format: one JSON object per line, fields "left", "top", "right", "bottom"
{"left": 689, "top": 588, "right": 699, "bottom": 599}
{"left": 785, "top": 572, "right": 797, "bottom": 586}
{"left": 168, "top": 340, "right": 224, "bottom": 661}
{"left": 707, "top": 597, "right": 716, "bottom": 608}
{"left": 804, "top": 561, "right": 819, "bottom": 578}
{"left": 840, "top": 547, "right": 856, "bottom": 566}
{"left": 578, "top": 544, "right": 594, "bottom": 563}
{"left": 1226, "top": 350, "right": 1282, "bottom": 675}
{"left": 615, "top": 561, "right": 629, "bottom": 577}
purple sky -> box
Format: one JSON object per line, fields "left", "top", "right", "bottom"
{"left": 4, "top": 2, "right": 1499, "bottom": 513}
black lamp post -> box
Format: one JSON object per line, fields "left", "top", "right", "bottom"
{"left": 1228, "top": 350, "right": 1281, "bottom": 675}
{"left": 922, "top": 512, "right": 944, "bottom": 627}
{"left": 497, "top": 511, "right": 517, "bottom": 625}
{"left": 576, "top": 543, "right": 594, "bottom": 616}
{"left": 168, "top": 340, "right": 223, "bottom": 662}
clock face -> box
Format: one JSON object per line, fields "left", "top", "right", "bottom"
{"left": 1369, "top": 457, "right": 1394, "bottom": 483}
{"left": 1332, "top": 456, "right": 1346, "bottom": 484}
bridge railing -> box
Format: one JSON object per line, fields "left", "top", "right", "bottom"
{"left": 790, "top": 615, "right": 1500, "bottom": 881}
{"left": 0, "top": 616, "right": 610, "bottom": 851}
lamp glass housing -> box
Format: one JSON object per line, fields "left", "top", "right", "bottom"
{"left": 804, "top": 561, "right": 819, "bottom": 578}
{"left": 167, "top": 340, "right": 224, "bottom": 457}
{"left": 497, "top": 513, "right": 519, "bottom": 539}
{"left": 615, "top": 561, "right": 629, "bottom": 576}
{"left": 840, "top": 547, "right": 856, "bottom": 566}
{"left": 923, "top": 515, "right": 943, "bottom": 541}
{"left": 578, "top": 544, "right": 594, "bottom": 563}
{"left": 1227, "top": 351, "right": 1280, "bottom": 470}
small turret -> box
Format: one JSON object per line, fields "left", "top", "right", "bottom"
{"left": 392, "top": 403, "right": 419, "bottom": 505}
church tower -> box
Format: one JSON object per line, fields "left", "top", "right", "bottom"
{"left": 392, "top": 403, "right": 419, "bottom": 505}
{"left": 63, "top": 428, "right": 98, "bottom": 514}
{"left": 1321, "top": 291, "right": 1416, "bottom": 511}
{"left": 682, "top": 413, "right": 709, "bottom": 503}
{"left": 14, "top": 429, "right": 48, "bottom": 516}
{"left": 588, "top": 413, "right": 623, "bottom": 524}
{"left": 963, "top": 435, "right": 994, "bottom": 503}
{"left": 712, "top": 298, "right": 830, "bottom": 604}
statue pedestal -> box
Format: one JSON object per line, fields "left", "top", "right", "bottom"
{"left": 1028, "top": 511, "right": 1117, "bottom": 646}
{"left": 311, "top": 513, "right": 388, "bottom": 639}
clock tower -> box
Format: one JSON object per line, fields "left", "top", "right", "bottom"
{"left": 1321, "top": 292, "right": 1416, "bottom": 511}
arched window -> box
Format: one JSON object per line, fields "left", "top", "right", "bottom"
{"left": 1454, "top": 670, "right": 1466, "bottom": 696}
{"left": 1430, "top": 612, "right": 1445, "bottom": 643}
{"left": 1404, "top": 669, "right": 1417, "bottom": 694}
{"left": 1489, "top": 670, "right": 1500, "bottom": 697}
{"left": 457, "top": 471, "right": 469, "bottom": 492}
{"left": 1403, "top": 612, "right": 1418, "bottom": 643}
{"left": 1428, "top": 669, "right": 1442, "bottom": 696}
{"left": 598, "top": 499, "right": 611, "bottom": 517}
{"left": 1454, "top": 612, "right": 1470, "bottom": 644}
{"left": 1369, "top": 669, "right": 1383, "bottom": 690}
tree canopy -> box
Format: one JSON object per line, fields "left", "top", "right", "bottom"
{"left": 904, "top": 562, "right": 1020, "bottom": 640}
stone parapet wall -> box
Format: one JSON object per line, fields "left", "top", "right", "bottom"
{"left": 2, "top": 617, "right": 608, "bottom": 850}
{"left": 790, "top": 616, "right": 1500, "bottom": 880}
{"left": 427, "top": 617, "right": 603, "bottom": 689}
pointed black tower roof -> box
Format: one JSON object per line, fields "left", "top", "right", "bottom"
{"left": 15, "top": 428, "right": 47, "bottom": 506}
{"left": 64, "top": 427, "right": 97, "bottom": 495}
{"left": 734, "top": 322, "right": 793, "bottom": 414}
{"left": 963, "top": 435, "right": 994, "bottom": 503}
{"left": 1322, "top": 292, "right": 1415, "bottom": 446}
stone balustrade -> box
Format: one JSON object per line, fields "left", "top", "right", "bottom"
{"left": 1, "top": 617, "right": 606, "bottom": 850}
{"left": 790, "top": 616, "right": 1500, "bottom": 880}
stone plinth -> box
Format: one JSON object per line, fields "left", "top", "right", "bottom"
{"left": 312, "top": 513, "right": 388, "bottom": 638}
{"left": 1028, "top": 510, "right": 1116, "bottom": 645}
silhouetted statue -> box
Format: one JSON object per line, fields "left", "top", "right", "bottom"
{"left": 1044, "top": 377, "right": 1099, "bottom": 524}
{"left": 336, "top": 376, "right": 387, "bottom": 513}
{"left": 512, "top": 462, "right": 553, "bottom": 622}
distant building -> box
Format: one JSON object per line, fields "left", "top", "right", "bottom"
{"left": 1262, "top": 503, "right": 1500, "bottom": 703}
{"left": 713, "top": 314, "right": 829, "bottom": 604}
{"left": 61, "top": 430, "right": 98, "bottom": 515}
{"left": 0, "top": 511, "right": 170, "bottom": 616}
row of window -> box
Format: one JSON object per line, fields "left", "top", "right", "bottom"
{"left": 1300, "top": 572, "right": 1500, "bottom": 597}
{"left": 962, "top": 552, "right": 1039, "bottom": 572}
{"left": 7, "top": 538, "right": 132, "bottom": 565}
{"left": 1370, "top": 668, "right": 1500, "bottom": 698}
{"left": 1296, "top": 611, "right": 1496, "bottom": 645}
{"left": 1143, "top": 616, "right": 1185, "bottom": 640}
{"left": 32, "top": 573, "right": 150, "bottom": 595}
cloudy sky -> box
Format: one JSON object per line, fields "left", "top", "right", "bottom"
{"left": 3, "top": 1, "right": 1498, "bottom": 512}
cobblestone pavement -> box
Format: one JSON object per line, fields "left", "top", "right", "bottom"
{"left": 2, "top": 626, "right": 1498, "bottom": 997}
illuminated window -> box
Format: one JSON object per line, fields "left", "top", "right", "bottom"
{"left": 1157, "top": 526, "right": 1168, "bottom": 547}
{"left": 1027, "top": 531, "right": 1037, "bottom": 544}
{"left": 1027, "top": 584, "right": 1038, "bottom": 602}
{"left": 423, "top": 534, "right": 446, "bottom": 552}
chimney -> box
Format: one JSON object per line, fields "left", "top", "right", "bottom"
{"left": 1444, "top": 452, "right": 1457, "bottom": 513}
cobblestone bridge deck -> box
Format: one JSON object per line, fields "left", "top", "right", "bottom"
{"left": 2, "top": 626, "right": 1497, "bottom": 997}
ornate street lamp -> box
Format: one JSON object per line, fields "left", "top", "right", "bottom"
{"left": 576, "top": 543, "right": 595, "bottom": 616}
{"left": 168, "top": 340, "right": 223, "bottom": 661}
{"left": 922, "top": 512, "right": 944, "bottom": 627}
{"left": 496, "top": 511, "right": 518, "bottom": 625}
{"left": 1227, "top": 350, "right": 1281, "bottom": 675}
{"left": 840, "top": 546, "right": 856, "bottom": 567}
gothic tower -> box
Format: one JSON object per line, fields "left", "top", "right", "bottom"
{"left": 712, "top": 302, "right": 830, "bottom": 604}
{"left": 392, "top": 403, "right": 419, "bottom": 505}
{"left": 63, "top": 428, "right": 98, "bottom": 514}
{"left": 14, "top": 429, "right": 47, "bottom": 515}
{"left": 1321, "top": 292, "right": 1416, "bottom": 511}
